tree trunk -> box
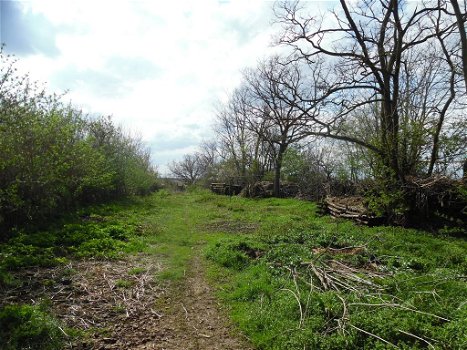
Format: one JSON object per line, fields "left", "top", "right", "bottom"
{"left": 380, "top": 101, "right": 403, "bottom": 183}
{"left": 450, "top": 0, "right": 467, "bottom": 92}
{"left": 273, "top": 161, "right": 282, "bottom": 197}
{"left": 273, "top": 144, "right": 287, "bottom": 197}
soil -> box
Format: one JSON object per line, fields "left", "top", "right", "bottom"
{"left": 1, "top": 254, "right": 253, "bottom": 350}
{"left": 155, "top": 255, "right": 252, "bottom": 350}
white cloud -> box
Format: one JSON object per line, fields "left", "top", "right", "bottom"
{"left": 7, "top": 0, "right": 283, "bottom": 173}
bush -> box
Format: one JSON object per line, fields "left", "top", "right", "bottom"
{"left": 0, "top": 47, "right": 158, "bottom": 233}
{"left": 0, "top": 304, "right": 64, "bottom": 350}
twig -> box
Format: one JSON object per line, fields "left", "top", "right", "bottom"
{"left": 397, "top": 329, "right": 435, "bottom": 349}
{"left": 309, "top": 263, "right": 329, "bottom": 290}
{"left": 198, "top": 333, "right": 212, "bottom": 338}
{"left": 326, "top": 273, "right": 358, "bottom": 292}
{"left": 327, "top": 244, "right": 367, "bottom": 252}
{"left": 280, "top": 288, "right": 304, "bottom": 329}
{"left": 303, "top": 275, "right": 314, "bottom": 319}
{"left": 58, "top": 326, "right": 69, "bottom": 337}
{"left": 51, "top": 287, "right": 66, "bottom": 299}
{"left": 336, "top": 294, "right": 349, "bottom": 333}
{"left": 79, "top": 317, "right": 90, "bottom": 328}
{"left": 150, "top": 309, "right": 162, "bottom": 318}
{"left": 182, "top": 303, "right": 189, "bottom": 320}
{"left": 348, "top": 302, "right": 450, "bottom": 322}
{"left": 349, "top": 323, "right": 399, "bottom": 348}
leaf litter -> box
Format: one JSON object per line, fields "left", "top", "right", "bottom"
{"left": 1, "top": 253, "right": 252, "bottom": 349}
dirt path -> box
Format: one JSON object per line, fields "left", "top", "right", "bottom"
{"left": 150, "top": 255, "right": 252, "bottom": 350}
{"left": 1, "top": 194, "right": 254, "bottom": 349}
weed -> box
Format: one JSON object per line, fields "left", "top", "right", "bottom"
{"left": 0, "top": 268, "right": 19, "bottom": 288}
{"left": 155, "top": 189, "right": 170, "bottom": 198}
{"left": 206, "top": 237, "right": 265, "bottom": 270}
{"left": 104, "top": 224, "right": 133, "bottom": 241}
{"left": 112, "top": 304, "right": 126, "bottom": 314}
{"left": 0, "top": 243, "right": 65, "bottom": 269}
{"left": 115, "top": 279, "right": 134, "bottom": 288}
{"left": 156, "top": 269, "right": 184, "bottom": 282}
{"left": 0, "top": 304, "right": 64, "bottom": 350}
{"left": 76, "top": 238, "right": 125, "bottom": 259}
{"left": 128, "top": 267, "right": 146, "bottom": 275}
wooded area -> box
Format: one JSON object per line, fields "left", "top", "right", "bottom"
{"left": 170, "top": 0, "right": 467, "bottom": 227}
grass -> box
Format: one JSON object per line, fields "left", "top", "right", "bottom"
{"left": 115, "top": 279, "right": 135, "bottom": 288}
{"left": 0, "top": 188, "right": 466, "bottom": 349}
{"left": 203, "top": 195, "right": 467, "bottom": 349}
{"left": 0, "top": 303, "right": 64, "bottom": 350}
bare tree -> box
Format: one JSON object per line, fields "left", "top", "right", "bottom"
{"left": 169, "top": 154, "right": 205, "bottom": 185}
{"left": 242, "top": 56, "right": 320, "bottom": 196}
{"left": 430, "top": 0, "right": 467, "bottom": 175}
{"left": 274, "top": 0, "right": 464, "bottom": 182}
{"left": 215, "top": 88, "right": 255, "bottom": 180}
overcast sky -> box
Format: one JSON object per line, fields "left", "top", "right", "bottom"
{"left": 0, "top": 0, "right": 335, "bottom": 174}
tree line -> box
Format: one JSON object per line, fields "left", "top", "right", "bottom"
{"left": 0, "top": 47, "right": 158, "bottom": 232}
{"left": 170, "top": 0, "right": 466, "bottom": 221}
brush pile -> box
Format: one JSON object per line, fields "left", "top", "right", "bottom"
{"left": 241, "top": 181, "right": 300, "bottom": 198}
{"left": 324, "top": 196, "right": 381, "bottom": 225}
{"left": 404, "top": 176, "right": 466, "bottom": 226}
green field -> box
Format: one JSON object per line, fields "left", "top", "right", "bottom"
{"left": 1, "top": 189, "right": 466, "bottom": 349}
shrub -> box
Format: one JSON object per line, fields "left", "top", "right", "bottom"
{"left": 0, "top": 48, "right": 158, "bottom": 233}
{"left": 0, "top": 304, "right": 64, "bottom": 350}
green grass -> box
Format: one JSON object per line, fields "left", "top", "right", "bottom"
{"left": 204, "top": 195, "right": 467, "bottom": 349}
{"left": 0, "top": 304, "right": 64, "bottom": 350}
{"left": 128, "top": 267, "right": 146, "bottom": 275}
{"left": 115, "top": 279, "right": 134, "bottom": 288}
{"left": 1, "top": 189, "right": 466, "bottom": 349}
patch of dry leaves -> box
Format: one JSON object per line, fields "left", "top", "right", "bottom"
{"left": 1, "top": 253, "right": 252, "bottom": 349}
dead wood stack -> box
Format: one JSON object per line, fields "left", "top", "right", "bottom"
{"left": 324, "top": 196, "right": 380, "bottom": 225}
{"left": 210, "top": 183, "right": 243, "bottom": 195}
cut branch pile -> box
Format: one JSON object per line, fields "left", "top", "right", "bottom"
{"left": 404, "top": 176, "right": 466, "bottom": 225}
{"left": 210, "top": 183, "right": 243, "bottom": 195}
{"left": 280, "top": 247, "right": 450, "bottom": 348}
{"left": 301, "top": 259, "right": 385, "bottom": 293}
{"left": 241, "top": 181, "right": 299, "bottom": 198}
{"left": 324, "top": 196, "right": 381, "bottom": 225}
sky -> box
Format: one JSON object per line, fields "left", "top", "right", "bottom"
{"left": 0, "top": 0, "right": 335, "bottom": 175}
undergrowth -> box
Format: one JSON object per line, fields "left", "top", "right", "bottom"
{"left": 0, "top": 196, "right": 155, "bottom": 349}
{"left": 0, "top": 303, "right": 64, "bottom": 350}
{"left": 205, "top": 197, "right": 467, "bottom": 349}
{"left": 0, "top": 200, "right": 150, "bottom": 272}
{"left": 1, "top": 190, "right": 466, "bottom": 349}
